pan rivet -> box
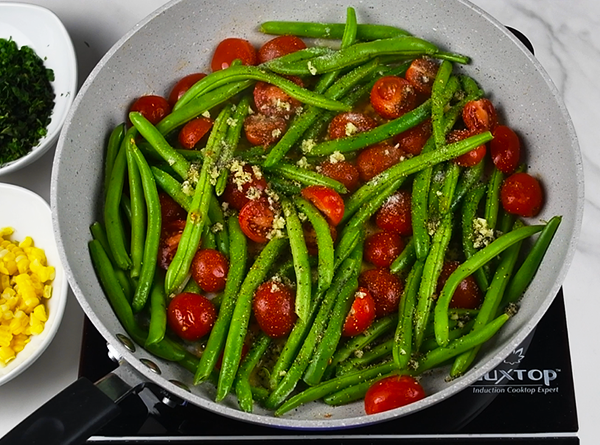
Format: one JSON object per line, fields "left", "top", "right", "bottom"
{"left": 116, "top": 333, "right": 136, "bottom": 352}
{"left": 140, "top": 358, "right": 161, "bottom": 374}
{"left": 169, "top": 380, "right": 191, "bottom": 393}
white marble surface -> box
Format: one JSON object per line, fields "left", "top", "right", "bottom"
{"left": 0, "top": 0, "right": 598, "bottom": 442}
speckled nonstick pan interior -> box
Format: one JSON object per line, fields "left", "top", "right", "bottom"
{"left": 51, "top": 0, "right": 583, "bottom": 430}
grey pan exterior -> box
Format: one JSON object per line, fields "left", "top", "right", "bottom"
{"left": 51, "top": 0, "right": 583, "bottom": 430}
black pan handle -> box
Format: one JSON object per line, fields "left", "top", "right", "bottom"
{"left": 0, "top": 374, "right": 132, "bottom": 445}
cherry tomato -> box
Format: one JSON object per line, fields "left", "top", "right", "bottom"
{"left": 129, "top": 95, "right": 171, "bottom": 125}
{"left": 191, "top": 248, "right": 229, "bottom": 292}
{"left": 303, "top": 221, "right": 337, "bottom": 256}
{"left": 319, "top": 159, "right": 361, "bottom": 194}
{"left": 211, "top": 37, "right": 257, "bottom": 71}
{"left": 168, "top": 72, "right": 207, "bottom": 106}
{"left": 327, "top": 112, "right": 378, "bottom": 140}
{"left": 405, "top": 58, "right": 439, "bottom": 95}
{"left": 158, "top": 219, "right": 186, "bottom": 270}
{"left": 437, "top": 261, "right": 482, "bottom": 309}
{"left": 393, "top": 119, "right": 432, "bottom": 156}
{"left": 167, "top": 292, "right": 217, "bottom": 341}
{"left": 159, "top": 192, "right": 187, "bottom": 225}
{"left": 300, "top": 185, "right": 345, "bottom": 226}
{"left": 462, "top": 98, "right": 498, "bottom": 133}
{"left": 374, "top": 189, "right": 413, "bottom": 236}
{"left": 222, "top": 163, "right": 268, "bottom": 210}
{"left": 358, "top": 268, "right": 403, "bottom": 317}
{"left": 178, "top": 116, "right": 213, "bottom": 149}
{"left": 342, "top": 287, "right": 377, "bottom": 337}
{"left": 253, "top": 77, "right": 303, "bottom": 118}
{"left": 364, "top": 375, "right": 426, "bottom": 415}
{"left": 258, "top": 35, "right": 307, "bottom": 63}
{"left": 252, "top": 280, "right": 297, "bottom": 338}
{"left": 356, "top": 143, "right": 404, "bottom": 182}
{"left": 238, "top": 199, "right": 275, "bottom": 243}
{"left": 500, "top": 172, "right": 544, "bottom": 217}
{"left": 446, "top": 129, "right": 487, "bottom": 167}
{"left": 364, "top": 231, "right": 404, "bottom": 268}
{"left": 490, "top": 125, "right": 521, "bottom": 174}
{"left": 370, "top": 76, "right": 417, "bottom": 120}
{"left": 243, "top": 113, "right": 287, "bottom": 147}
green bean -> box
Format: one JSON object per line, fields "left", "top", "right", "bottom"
{"left": 129, "top": 111, "right": 191, "bottom": 180}
{"left": 275, "top": 361, "right": 398, "bottom": 416}
{"left": 146, "top": 272, "right": 167, "bottom": 347}
{"left": 281, "top": 197, "right": 312, "bottom": 321}
{"left": 234, "top": 332, "right": 271, "bottom": 413}
{"left": 393, "top": 259, "right": 424, "bottom": 369}
{"left": 151, "top": 166, "right": 193, "bottom": 211}
{"left": 342, "top": 131, "right": 493, "bottom": 221}
{"left": 410, "top": 137, "right": 436, "bottom": 260}
{"left": 259, "top": 21, "right": 411, "bottom": 40}
{"left": 450, "top": 158, "right": 485, "bottom": 212}
{"left": 266, "top": 163, "right": 348, "bottom": 194}
{"left": 413, "top": 211, "right": 453, "bottom": 350}
{"left": 340, "top": 337, "right": 395, "bottom": 376}
{"left": 129, "top": 140, "right": 162, "bottom": 313}
{"left": 208, "top": 193, "right": 229, "bottom": 257}
{"left": 333, "top": 225, "right": 365, "bottom": 271}
{"left": 175, "top": 65, "right": 350, "bottom": 113}
{"left": 195, "top": 217, "right": 248, "bottom": 384}
{"left": 324, "top": 373, "right": 394, "bottom": 406}
{"left": 344, "top": 176, "right": 405, "bottom": 230}
{"left": 420, "top": 319, "right": 476, "bottom": 353}
{"left": 104, "top": 123, "right": 126, "bottom": 194}
{"left": 434, "top": 224, "right": 544, "bottom": 346}
{"left": 217, "top": 235, "right": 288, "bottom": 401}
{"left": 267, "top": 175, "right": 302, "bottom": 196}
{"left": 461, "top": 182, "right": 490, "bottom": 292}
{"left": 265, "top": 254, "right": 359, "bottom": 409}
{"left": 389, "top": 236, "right": 416, "bottom": 275}
{"left": 104, "top": 135, "right": 132, "bottom": 271}
{"left": 158, "top": 80, "right": 254, "bottom": 135}
{"left": 417, "top": 313, "right": 510, "bottom": 373}
{"left": 438, "top": 162, "right": 461, "bottom": 215}
{"left": 431, "top": 60, "right": 453, "bottom": 150}
{"left": 303, "top": 273, "right": 359, "bottom": 386}
{"left": 504, "top": 215, "right": 562, "bottom": 303}
{"left": 293, "top": 196, "right": 334, "bottom": 293}
{"left": 308, "top": 99, "right": 432, "bottom": 156}
{"left": 484, "top": 167, "right": 504, "bottom": 230}
{"left": 124, "top": 130, "right": 146, "bottom": 279}
{"left": 265, "top": 37, "right": 439, "bottom": 76}
{"left": 165, "top": 105, "right": 232, "bottom": 295}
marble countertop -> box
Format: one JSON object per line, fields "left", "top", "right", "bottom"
{"left": 0, "top": 0, "right": 598, "bottom": 442}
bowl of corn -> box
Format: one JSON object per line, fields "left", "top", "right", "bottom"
{"left": 0, "top": 183, "right": 68, "bottom": 386}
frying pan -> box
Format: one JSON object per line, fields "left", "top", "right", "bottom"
{"left": 2, "top": 0, "right": 583, "bottom": 442}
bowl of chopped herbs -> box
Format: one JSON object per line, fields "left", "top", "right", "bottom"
{"left": 0, "top": 3, "right": 77, "bottom": 175}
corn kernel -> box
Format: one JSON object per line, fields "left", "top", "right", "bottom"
{"left": 0, "top": 345, "right": 16, "bottom": 365}
{"left": 11, "top": 334, "right": 29, "bottom": 353}
{"left": 32, "top": 304, "right": 47, "bottom": 322}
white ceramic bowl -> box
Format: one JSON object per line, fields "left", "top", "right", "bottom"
{"left": 0, "top": 2, "right": 77, "bottom": 176}
{"left": 0, "top": 183, "right": 68, "bottom": 386}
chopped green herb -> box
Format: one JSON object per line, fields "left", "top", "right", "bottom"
{"left": 0, "top": 38, "right": 55, "bottom": 165}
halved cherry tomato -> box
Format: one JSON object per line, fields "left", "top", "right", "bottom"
{"left": 158, "top": 219, "right": 186, "bottom": 270}
{"left": 405, "top": 58, "right": 439, "bottom": 95}
{"left": 222, "top": 163, "right": 268, "bottom": 211}
{"left": 393, "top": 119, "right": 432, "bottom": 156}
{"left": 446, "top": 129, "right": 487, "bottom": 167}
{"left": 167, "top": 292, "right": 217, "bottom": 341}
{"left": 490, "top": 125, "right": 521, "bottom": 174}
{"left": 253, "top": 77, "right": 303, "bottom": 118}
{"left": 364, "top": 231, "right": 404, "bottom": 268}
{"left": 364, "top": 375, "right": 426, "bottom": 415}
{"left": 356, "top": 143, "right": 404, "bottom": 182}
{"left": 300, "top": 185, "right": 345, "bottom": 226}
{"left": 437, "top": 260, "right": 482, "bottom": 309}
{"left": 374, "top": 189, "right": 413, "bottom": 236}
{"left": 303, "top": 221, "right": 337, "bottom": 256}
{"left": 243, "top": 113, "right": 287, "bottom": 147}
{"left": 238, "top": 199, "right": 275, "bottom": 243}
{"left": 342, "top": 287, "right": 377, "bottom": 337}
{"left": 211, "top": 37, "right": 257, "bottom": 71}
{"left": 258, "top": 35, "right": 307, "bottom": 63}
{"left": 168, "top": 72, "right": 207, "bottom": 106}
{"left": 370, "top": 76, "right": 417, "bottom": 119}
{"left": 358, "top": 268, "right": 403, "bottom": 318}
{"left": 129, "top": 95, "right": 171, "bottom": 125}
{"left": 191, "top": 248, "right": 229, "bottom": 292}
{"left": 178, "top": 116, "right": 213, "bottom": 149}
{"left": 327, "top": 112, "right": 378, "bottom": 140}
{"left": 159, "top": 192, "right": 187, "bottom": 225}
{"left": 252, "top": 280, "right": 297, "bottom": 338}
{"left": 462, "top": 98, "right": 498, "bottom": 133}
{"left": 500, "top": 172, "right": 544, "bottom": 217}
{"left": 319, "top": 160, "right": 361, "bottom": 193}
